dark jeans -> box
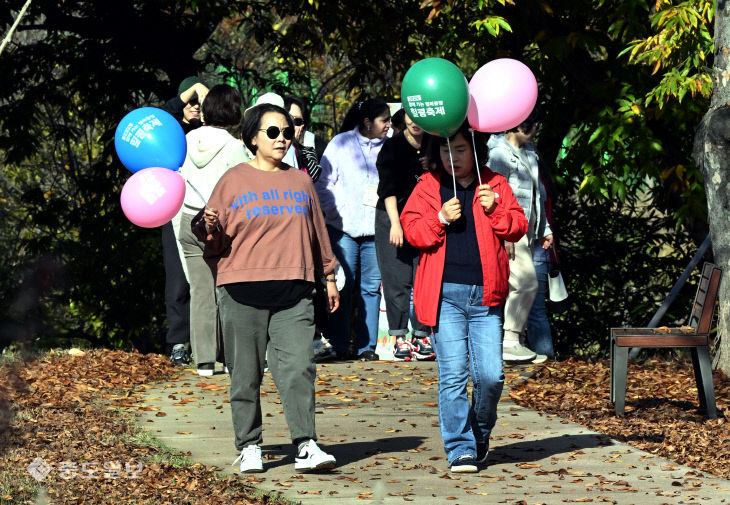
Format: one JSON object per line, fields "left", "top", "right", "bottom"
{"left": 374, "top": 208, "right": 429, "bottom": 338}
{"left": 161, "top": 222, "right": 190, "bottom": 346}
{"left": 526, "top": 260, "right": 555, "bottom": 357}
{"left": 326, "top": 226, "right": 381, "bottom": 355}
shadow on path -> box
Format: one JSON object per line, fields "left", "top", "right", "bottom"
{"left": 491, "top": 433, "right": 613, "bottom": 464}
{"left": 260, "top": 436, "right": 429, "bottom": 469}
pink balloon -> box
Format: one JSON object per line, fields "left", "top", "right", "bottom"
{"left": 467, "top": 59, "right": 538, "bottom": 132}
{"left": 120, "top": 167, "right": 185, "bottom": 228}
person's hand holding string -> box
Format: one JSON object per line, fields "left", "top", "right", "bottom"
{"left": 477, "top": 184, "right": 496, "bottom": 214}
{"left": 440, "top": 197, "right": 462, "bottom": 224}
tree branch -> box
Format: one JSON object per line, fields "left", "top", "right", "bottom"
{"left": 0, "top": 0, "right": 33, "bottom": 57}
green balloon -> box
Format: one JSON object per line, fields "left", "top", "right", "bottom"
{"left": 401, "top": 58, "right": 469, "bottom": 137}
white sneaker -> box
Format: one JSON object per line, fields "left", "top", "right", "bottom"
{"left": 233, "top": 444, "right": 263, "bottom": 473}
{"left": 502, "top": 341, "right": 536, "bottom": 362}
{"left": 450, "top": 455, "right": 478, "bottom": 473}
{"left": 196, "top": 363, "right": 214, "bottom": 376}
{"left": 294, "top": 439, "right": 336, "bottom": 472}
{"left": 531, "top": 354, "right": 548, "bottom": 364}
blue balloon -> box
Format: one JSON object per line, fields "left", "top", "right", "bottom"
{"left": 114, "top": 107, "right": 186, "bottom": 173}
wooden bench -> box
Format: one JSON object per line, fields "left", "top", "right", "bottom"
{"left": 609, "top": 262, "right": 722, "bottom": 419}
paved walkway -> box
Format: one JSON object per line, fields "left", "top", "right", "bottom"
{"left": 138, "top": 361, "right": 730, "bottom": 504}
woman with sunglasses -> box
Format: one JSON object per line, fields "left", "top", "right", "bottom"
{"left": 284, "top": 95, "right": 339, "bottom": 363}
{"left": 284, "top": 95, "right": 327, "bottom": 183}
{"left": 315, "top": 98, "right": 391, "bottom": 360}
{"left": 193, "top": 103, "right": 340, "bottom": 474}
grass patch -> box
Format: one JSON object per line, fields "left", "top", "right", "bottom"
{"left": 0, "top": 468, "right": 38, "bottom": 505}
{"left": 123, "top": 421, "right": 194, "bottom": 468}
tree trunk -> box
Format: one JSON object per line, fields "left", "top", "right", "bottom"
{"left": 692, "top": 1, "right": 730, "bottom": 375}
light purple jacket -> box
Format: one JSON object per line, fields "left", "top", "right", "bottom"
{"left": 315, "top": 127, "right": 385, "bottom": 237}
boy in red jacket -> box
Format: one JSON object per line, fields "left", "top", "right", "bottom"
{"left": 401, "top": 121, "right": 527, "bottom": 472}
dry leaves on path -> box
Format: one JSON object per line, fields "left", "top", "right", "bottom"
{"left": 0, "top": 349, "right": 287, "bottom": 505}
{"left": 510, "top": 358, "right": 730, "bottom": 479}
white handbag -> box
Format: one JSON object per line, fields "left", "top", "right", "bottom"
{"left": 548, "top": 245, "right": 570, "bottom": 313}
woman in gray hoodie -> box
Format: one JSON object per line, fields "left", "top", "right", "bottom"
{"left": 177, "top": 84, "right": 251, "bottom": 376}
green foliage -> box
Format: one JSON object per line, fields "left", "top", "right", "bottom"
{"left": 622, "top": 0, "right": 714, "bottom": 107}
{"left": 207, "top": 0, "right": 446, "bottom": 131}
{"left": 415, "top": 0, "right": 710, "bottom": 225}
{"left": 0, "top": 0, "right": 235, "bottom": 350}
{"left": 550, "top": 189, "right": 700, "bottom": 358}
{"left": 0, "top": 0, "right": 715, "bottom": 355}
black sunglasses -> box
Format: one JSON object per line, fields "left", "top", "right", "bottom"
{"left": 292, "top": 117, "right": 305, "bottom": 127}
{"left": 259, "top": 126, "right": 294, "bottom": 140}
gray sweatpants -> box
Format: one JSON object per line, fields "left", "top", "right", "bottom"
{"left": 217, "top": 286, "right": 317, "bottom": 451}
{"left": 179, "top": 212, "right": 221, "bottom": 365}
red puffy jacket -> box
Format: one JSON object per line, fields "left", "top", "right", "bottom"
{"left": 400, "top": 168, "right": 528, "bottom": 327}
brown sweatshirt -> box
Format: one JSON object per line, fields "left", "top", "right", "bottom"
{"left": 193, "top": 162, "right": 338, "bottom": 286}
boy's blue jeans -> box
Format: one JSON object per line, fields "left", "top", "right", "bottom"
{"left": 431, "top": 282, "right": 504, "bottom": 464}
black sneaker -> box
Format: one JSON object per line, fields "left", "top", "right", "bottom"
{"left": 450, "top": 455, "right": 478, "bottom": 473}
{"left": 170, "top": 344, "right": 189, "bottom": 365}
{"left": 412, "top": 336, "right": 436, "bottom": 360}
{"left": 333, "top": 351, "right": 354, "bottom": 361}
{"left": 358, "top": 350, "right": 380, "bottom": 361}
{"left": 476, "top": 442, "right": 489, "bottom": 464}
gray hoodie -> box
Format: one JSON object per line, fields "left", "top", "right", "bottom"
{"left": 179, "top": 126, "right": 250, "bottom": 215}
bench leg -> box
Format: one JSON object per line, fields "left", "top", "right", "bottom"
{"left": 690, "top": 348, "right": 706, "bottom": 409}
{"left": 609, "top": 336, "right": 615, "bottom": 402}
{"left": 613, "top": 346, "right": 629, "bottom": 416}
{"left": 691, "top": 346, "right": 717, "bottom": 419}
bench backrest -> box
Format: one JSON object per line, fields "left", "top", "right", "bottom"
{"left": 688, "top": 262, "right": 722, "bottom": 334}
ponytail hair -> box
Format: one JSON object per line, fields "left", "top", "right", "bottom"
{"left": 339, "top": 98, "right": 390, "bottom": 134}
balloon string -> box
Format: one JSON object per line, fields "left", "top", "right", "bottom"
{"left": 469, "top": 128, "right": 483, "bottom": 187}
{"left": 184, "top": 178, "right": 211, "bottom": 210}
{"left": 447, "top": 137, "right": 457, "bottom": 199}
